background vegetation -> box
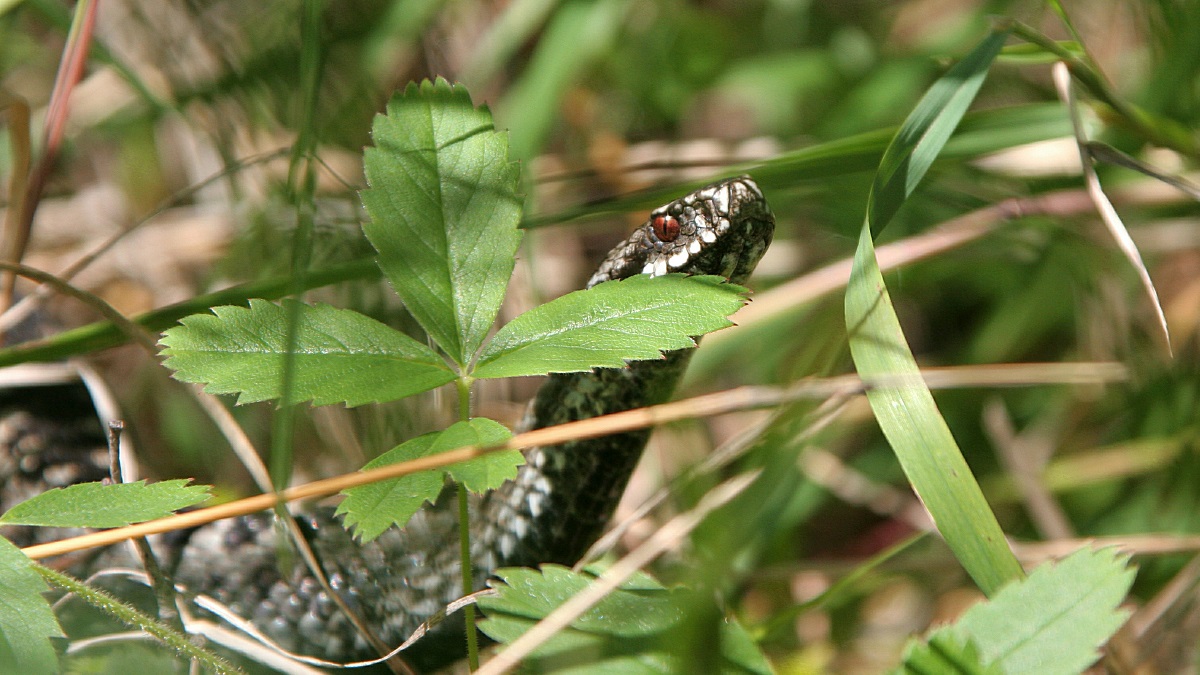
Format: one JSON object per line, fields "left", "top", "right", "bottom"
{"left": 2, "top": 0, "right": 1199, "bottom": 673}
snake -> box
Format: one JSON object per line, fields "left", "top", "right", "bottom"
{"left": 1, "top": 176, "right": 774, "bottom": 672}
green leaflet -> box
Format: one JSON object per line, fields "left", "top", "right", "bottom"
{"left": 360, "top": 78, "right": 523, "bottom": 368}
{"left": 0, "top": 539, "right": 62, "bottom": 674}
{"left": 0, "top": 480, "right": 209, "bottom": 528}
{"left": 158, "top": 299, "right": 455, "bottom": 407}
{"left": 894, "top": 548, "right": 1134, "bottom": 675}
{"left": 473, "top": 275, "right": 749, "bottom": 380}
{"left": 338, "top": 419, "right": 521, "bottom": 542}
{"left": 478, "top": 565, "right": 772, "bottom": 674}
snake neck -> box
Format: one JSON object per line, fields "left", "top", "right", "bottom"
{"left": 476, "top": 350, "right": 694, "bottom": 572}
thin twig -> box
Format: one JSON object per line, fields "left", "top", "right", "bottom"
{"left": 1052, "top": 61, "right": 1172, "bottom": 355}
{"left": 106, "top": 420, "right": 181, "bottom": 629}
{"left": 21, "top": 361, "right": 1127, "bottom": 562}
{"left": 982, "top": 398, "right": 1074, "bottom": 540}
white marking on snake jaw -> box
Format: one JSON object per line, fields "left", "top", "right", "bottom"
{"left": 668, "top": 250, "right": 689, "bottom": 267}
{"left": 652, "top": 259, "right": 668, "bottom": 276}
{"left": 642, "top": 262, "right": 655, "bottom": 275}
{"left": 700, "top": 229, "right": 717, "bottom": 243}
{"left": 710, "top": 184, "right": 730, "bottom": 215}
{"left": 688, "top": 240, "right": 701, "bottom": 254}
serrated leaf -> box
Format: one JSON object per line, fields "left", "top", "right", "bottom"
{"left": 338, "top": 418, "right": 520, "bottom": 542}
{"left": 473, "top": 275, "right": 748, "bottom": 380}
{"left": 894, "top": 631, "right": 997, "bottom": 675}
{"left": 894, "top": 548, "right": 1133, "bottom": 675}
{"left": 441, "top": 420, "right": 522, "bottom": 493}
{"left": 955, "top": 547, "right": 1134, "bottom": 675}
{"left": 159, "top": 299, "right": 455, "bottom": 406}
{"left": 338, "top": 432, "right": 443, "bottom": 543}
{"left": 0, "top": 538, "right": 62, "bottom": 674}
{"left": 0, "top": 480, "right": 209, "bottom": 528}
{"left": 478, "top": 565, "right": 772, "bottom": 674}
{"left": 361, "top": 78, "right": 523, "bottom": 367}
{"left": 481, "top": 565, "right": 681, "bottom": 637}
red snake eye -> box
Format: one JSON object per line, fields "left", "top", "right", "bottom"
{"left": 652, "top": 215, "right": 681, "bottom": 242}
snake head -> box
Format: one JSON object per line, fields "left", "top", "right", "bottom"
{"left": 587, "top": 175, "right": 775, "bottom": 288}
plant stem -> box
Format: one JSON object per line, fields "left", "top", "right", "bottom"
{"left": 1007, "top": 19, "right": 1199, "bottom": 157}
{"left": 456, "top": 376, "right": 480, "bottom": 670}
{"left": 35, "top": 564, "right": 240, "bottom": 675}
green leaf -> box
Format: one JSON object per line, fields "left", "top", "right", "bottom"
{"left": 338, "top": 418, "right": 520, "bottom": 542}
{"left": 895, "top": 548, "right": 1133, "bottom": 675}
{"left": 867, "top": 30, "right": 1011, "bottom": 236}
{"left": 441, "top": 420, "right": 522, "bottom": 494}
{"left": 159, "top": 299, "right": 456, "bottom": 407}
{"left": 894, "top": 631, "right": 997, "bottom": 675}
{"left": 478, "top": 565, "right": 772, "bottom": 674}
{"left": 0, "top": 480, "right": 209, "bottom": 528}
{"left": 0, "top": 538, "right": 62, "bottom": 675}
{"left": 473, "top": 275, "right": 748, "bottom": 380}
{"left": 846, "top": 29, "right": 1024, "bottom": 595}
{"left": 955, "top": 547, "right": 1134, "bottom": 675}
{"left": 360, "top": 78, "right": 523, "bottom": 367}
{"left": 481, "top": 566, "right": 682, "bottom": 637}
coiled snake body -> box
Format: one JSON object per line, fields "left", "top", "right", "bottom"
{"left": 6, "top": 177, "right": 774, "bottom": 672}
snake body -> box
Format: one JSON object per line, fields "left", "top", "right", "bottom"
{"left": 7, "top": 176, "right": 774, "bottom": 672}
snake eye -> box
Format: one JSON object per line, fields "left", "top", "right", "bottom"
{"left": 652, "top": 215, "right": 680, "bottom": 242}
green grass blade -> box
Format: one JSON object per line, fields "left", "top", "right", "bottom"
{"left": 461, "top": 0, "right": 559, "bottom": 88}
{"left": 846, "top": 29, "right": 1024, "bottom": 595}
{"left": 523, "top": 102, "right": 1071, "bottom": 229}
{"left": 868, "top": 29, "right": 1011, "bottom": 235}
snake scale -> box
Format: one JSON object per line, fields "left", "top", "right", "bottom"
{"left": 2, "top": 176, "right": 774, "bottom": 672}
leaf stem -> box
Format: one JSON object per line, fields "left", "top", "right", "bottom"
{"left": 1006, "top": 19, "right": 1199, "bottom": 157}
{"left": 456, "top": 376, "right": 480, "bottom": 670}
{"left": 35, "top": 564, "right": 240, "bottom": 675}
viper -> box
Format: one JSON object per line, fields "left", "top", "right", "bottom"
{"left": 2, "top": 176, "right": 774, "bottom": 672}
